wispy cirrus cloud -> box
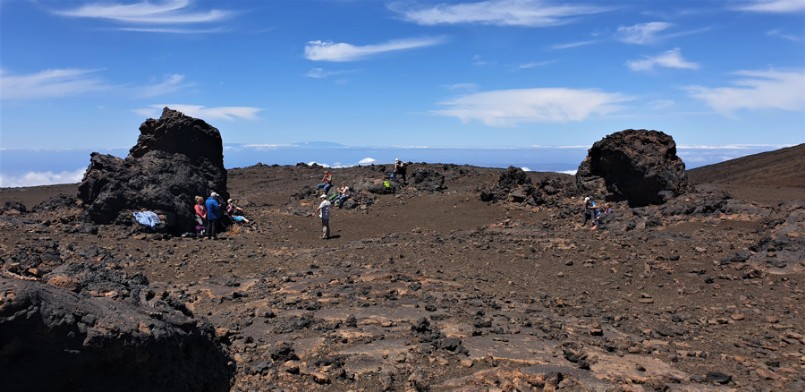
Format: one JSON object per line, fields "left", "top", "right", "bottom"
{"left": 550, "top": 40, "right": 597, "bottom": 50}
{"left": 433, "top": 88, "right": 631, "bottom": 126}
{"left": 0, "top": 68, "right": 113, "bottom": 100}
{"left": 686, "top": 69, "right": 805, "bottom": 114}
{"left": 135, "top": 74, "right": 195, "bottom": 97}
{"left": 53, "top": 0, "right": 234, "bottom": 32}
{"left": 304, "top": 68, "right": 359, "bottom": 79}
{"left": 626, "top": 48, "right": 699, "bottom": 72}
{"left": 1, "top": 69, "right": 196, "bottom": 100}
{"left": 388, "top": 0, "right": 609, "bottom": 27}
{"left": 615, "top": 22, "right": 673, "bottom": 44}
{"left": 517, "top": 60, "right": 555, "bottom": 69}
{"left": 733, "top": 0, "right": 805, "bottom": 13}
{"left": 304, "top": 37, "right": 446, "bottom": 62}
{"left": 134, "top": 104, "right": 262, "bottom": 120}
{"left": 767, "top": 29, "right": 802, "bottom": 42}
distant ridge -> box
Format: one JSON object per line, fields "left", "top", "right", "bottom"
{"left": 688, "top": 143, "right": 805, "bottom": 187}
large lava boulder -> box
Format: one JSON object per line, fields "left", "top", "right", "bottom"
{"left": 78, "top": 108, "right": 228, "bottom": 230}
{"left": 576, "top": 130, "right": 688, "bottom": 207}
{"left": 0, "top": 277, "right": 233, "bottom": 392}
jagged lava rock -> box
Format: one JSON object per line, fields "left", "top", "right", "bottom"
{"left": 78, "top": 108, "right": 228, "bottom": 230}
{"left": 0, "top": 277, "right": 233, "bottom": 392}
{"left": 576, "top": 129, "right": 688, "bottom": 207}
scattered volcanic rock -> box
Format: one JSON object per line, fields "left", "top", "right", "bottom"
{"left": 409, "top": 167, "right": 445, "bottom": 192}
{"left": 480, "top": 166, "right": 573, "bottom": 206}
{"left": 480, "top": 166, "right": 535, "bottom": 203}
{"left": 78, "top": 108, "right": 228, "bottom": 231}
{"left": 576, "top": 129, "right": 688, "bottom": 207}
{"left": 0, "top": 277, "right": 233, "bottom": 392}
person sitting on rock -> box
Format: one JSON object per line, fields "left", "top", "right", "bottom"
{"left": 193, "top": 195, "right": 207, "bottom": 236}
{"left": 592, "top": 203, "right": 614, "bottom": 230}
{"left": 334, "top": 185, "right": 350, "bottom": 208}
{"left": 226, "top": 198, "right": 250, "bottom": 223}
{"left": 316, "top": 171, "right": 333, "bottom": 194}
{"left": 393, "top": 158, "right": 407, "bottom": 184}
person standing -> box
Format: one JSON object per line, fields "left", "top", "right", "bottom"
{"left": 205, "top": 192, "right": 222, "bottom": 239}
{"left": 393, "top": 158, "right": 407, "bottom": 184}
{"left": 582, "top": 197, "right": 595, "bottom": 226}
{"left": 194, "top": 195, "right": 207, "bottom": 236}
{"left": 314, "top": 193, "right": 332, "bottom": 239}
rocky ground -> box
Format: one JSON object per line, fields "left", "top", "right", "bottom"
{"left": 1, "top": 153, "right": 803, "bottom": 391}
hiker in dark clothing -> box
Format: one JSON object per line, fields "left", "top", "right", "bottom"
{"left": 205, "top": 192, "right": 222, "bottom": 239}
{"left": 393, "top": 158, "right": 407, "bottom": 184}
{"left": 583, "top": 196, "right": 595, "bottom": 226}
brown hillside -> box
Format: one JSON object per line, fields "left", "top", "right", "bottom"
{"left": 688, "top": 143, "right": 805, "bottom": 203}
{"left": 688, "top": 143, "right": 805, "bottom": 186}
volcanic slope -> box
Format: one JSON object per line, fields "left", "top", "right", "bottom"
{"left": 688, "top": 143, "right": 804, "bottom": 203}
{"left": 0, "top": 153, "right": 803, "bottom": 391}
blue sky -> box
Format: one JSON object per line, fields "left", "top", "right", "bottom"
{"left": 0, "top": 0, "right": 803, "bottom": 185}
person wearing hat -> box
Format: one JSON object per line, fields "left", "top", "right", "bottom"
{"left": 205, "top": 191, "right": 222, "bottom": 239}
{"left": 313, "top": 193, "right": 332, "bottom": 239}
{"left": 226, "top": 198, "right": 250, "bottom": 224}
{"left": 393, "top": 158, "right": 407, "bottom": 184}
{"left": 582, "top": 196, "right": 595, "bottom": 226}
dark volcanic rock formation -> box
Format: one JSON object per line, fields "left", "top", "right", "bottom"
{"left": 78, "top": 108, "right": 228, "bottom": 231}
{"left": 480, "top": 167, "right": 535, "bottom": 203}
{"left": 480, "top": 167, "right": 573, "bottom": 206}
{"left": 0, "top": 277, "right": 233, "bottom": 392}
{"left": 410, "top": 167, "right": 445, "bottom": 192}
{"left": 576, "top": 129, "right": 688, "bottom": 207}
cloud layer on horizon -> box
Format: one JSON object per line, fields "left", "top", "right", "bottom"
{"left": 433, "top": 88, "right": 631, "bottom": 126}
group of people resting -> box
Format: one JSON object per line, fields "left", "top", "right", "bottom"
{"left": 315, "top": 171, "right": 351, "bottom": 208}
{"left": 193, "top": 192, "right": 249, "bottom": 239}
{"left": 583, "top": 196, "right": 613, "bottom": 230}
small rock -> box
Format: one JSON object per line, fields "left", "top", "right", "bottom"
{"left": 705, "top": 371, "right": 731, "bottom": 385}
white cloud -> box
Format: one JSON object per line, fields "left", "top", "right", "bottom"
{"left": 686, "top": 69, "right": 805, "bottom": 114}
{"left": 648, "top": 100, "right": 676, "bottom": 110}
{"left": 471, "top": 54, "right": 490, "bottom": 66}
{"left": 134, "top": 104, "right": 262, "bottom": 120}
{"left": 136, "top": 74, "right": 194, "bottom": 97}
{"left": 54, "top": 0, "right": 233, "bottom": 25}
{"left": 389, "top": 0, "right": 608, "bottom": 27}
{"left": 517, "top": 60, "right": 555, "bottom": 69}
{"left": 550, "top": 40, "right": 597, "bottom": 50}
{"left": 304, "top": 37, "right": 445, "bottom": 62}
{"left": 734, "top": 0, "right": 805, "bottom": 13}
{"left": 767, "top": 29, "right": 802, "bottom": 42}
{"left": 615, "top": 22, "right": 673, "bottom": 44}
{"left": 627, "top": 48, "right": 699, "bottom": 72}
{"left": 304, "top": 68, "right": 357, "bottom": 79}
{"left": 0, "top": 168, "right": 85, "bottom": 188}
{"left": 433, "top": 88, "right": 631, "bottom": 126}
{"left": 358, "top": 157, "right": 377, "bottom": 165}
{"left": 0, "top": 68, "right": 112, "bottom": 100}
{"left": 445, "top": 83, "right": 480, "bottom": 92}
